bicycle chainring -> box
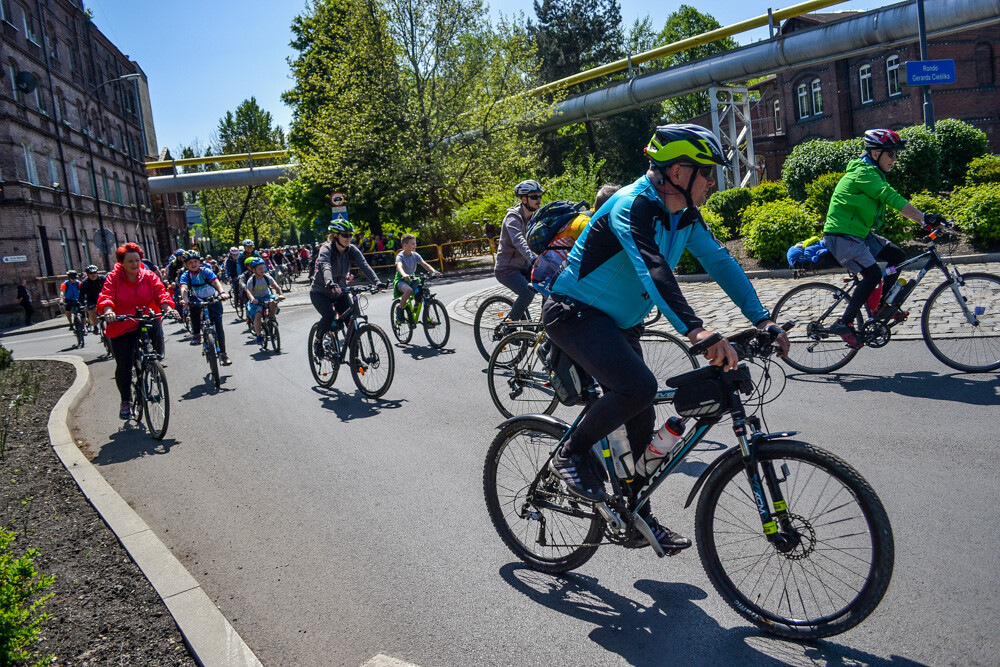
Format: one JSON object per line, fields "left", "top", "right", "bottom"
{"left": 860, "top": 320, "right": 891, "bottom": 348}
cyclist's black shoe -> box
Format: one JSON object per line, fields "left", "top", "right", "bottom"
{"left": 190, "top": 334, "right": 201, "bottom": 346}
{"left": 220, "top": 353, "right": 232, "bottom": 366}
{"left": 313, "top": 341, "right": 325, "bottom": 359}
{"left": 549, "top": 448, "right": 605, "bottom": 503}
{"left": 626, "top": 516, "right": 692, "bottom": 551}
{"left": 119, "top": 401, "right": 130, "bottom": 420}
{"left": 829, "top": 321, "right": 863, "bottom": 349}
{"left": 395, "top": 307, "right": 406, "bottom": 324}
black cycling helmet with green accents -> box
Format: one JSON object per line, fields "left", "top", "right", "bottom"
{"left": 329, "top": 220, "right": 355, "bottom": 236}
{"left": 645, "top": 124, "right": 726, "bottom": 167}
{"left": 85, "top": 264, "right": 99, "bottom": 273}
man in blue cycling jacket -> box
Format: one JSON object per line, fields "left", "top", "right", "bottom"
{"left": 544, "top": 124, "right": 789, "bottom": 552}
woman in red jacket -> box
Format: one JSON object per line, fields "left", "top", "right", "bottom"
{"left": 98, "top": 242, "right": 178, "bottom": 419}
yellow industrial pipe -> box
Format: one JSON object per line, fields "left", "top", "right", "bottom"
{"left": 529, "top": 0, "right": 849, "bottom": 97}
{"left": 145, "top": 149, "right": 289, "bottom": 171}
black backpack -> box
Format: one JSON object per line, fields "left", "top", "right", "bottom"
{"left": 524, "top": 201, "right": 589, "bottom": 254}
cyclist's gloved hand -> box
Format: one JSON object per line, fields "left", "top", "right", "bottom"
{"left": 922, "top": 212, "right": 947, "bottom": 230}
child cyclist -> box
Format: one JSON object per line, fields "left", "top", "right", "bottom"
{"left": 178, "top": 250, "right": 232, "bottom": 366}
{"left": 393, "top": 234, "right": 441, "bottom": 324}
{"left": 823, "top": 128, "right": 946, "bottom": 348}
{"left": 245, "top": 257, "right": 284, "bottom": 345}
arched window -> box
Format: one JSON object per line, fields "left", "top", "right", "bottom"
{"left": 22, "top": 142, "right": 39, "bottom": 185}
{"left": 887, "top": 56, "right": 901, "bottom": 96}
{"left": 976, "top": 42, "right": 995, "bottom": 86}
{"left": 859, "top": 65, "right": 873, "bottom": 104}
{"left": 114, "top": 173, "right": 122, "bottom": 204}
{"left": 797, "top": 83, "right": 809, "bottom": 119}
{"left": 35, "top": 82, "right": 48, "bottom": 115}
{"left": 67, "top": 159, "right": 81, "bottom": 194}
{"left": 811, "top": 78, "right": 823, "bottom": 116}
{"left": 8, "top": 60, "right": 22, "bottom": 104}
{"left": 102, "top": 169, "right": 111, "bottom": 201}
{"left": 46, "top": 151, "right": 59, "bottom": 187}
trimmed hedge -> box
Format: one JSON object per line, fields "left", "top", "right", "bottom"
{"left": 704, "top": 187, "right": 752, "bottom": 238}
{"left": 966, "top": 155, "right": 1000, "bottom": 186}
{"left": 749, "top": 180, "right": 788, "bottom": 205}
{"left": 742, "top": 200, "right": 820, "bottom": 263}
{"left": 950, "top": 183, "right": 1000, "bottom": 247}
{"left": 934, "top": 118, "right": 989, "bottom": 189}
{"left": 781, "top": 138, "right": 862, "bottom": 201}
{"left": 888, "top": 125, "right": 941, "bottom": 198}
{"left": 804, "top": 171, "right": 844, "bottom": 219}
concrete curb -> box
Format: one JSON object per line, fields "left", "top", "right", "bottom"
{"left": 29, "top": 354, "right": 262, "bottom": 667}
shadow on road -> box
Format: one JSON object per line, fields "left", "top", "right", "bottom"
{"left": 394, "top": 344, "right": 456, "bottom": 361}
{"left": 499, "top": 564, "right": 924, "bottom": 666}
{"left": 788, "top": 370, "right": 999, "bottom": 405}
{"left": 180, "top": 376, "right": 234, "bottom": 401}
{"left": 311, "top": 386, "right": 404, "bottom": 421}
{"left": 91, "top": 423, "right": 180, "bottom": 465}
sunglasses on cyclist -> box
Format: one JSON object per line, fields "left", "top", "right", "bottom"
{"left": 525, "top": 194, "right": 542, "bottom": 201}
{"left": 338, "top": 232, "right": 352, "bottom": 239}
{"left": 686, "top": 164, "right": 715, "bottom": 179}
{"left": 882, "top": 149, "right": 898, "bottom": 159}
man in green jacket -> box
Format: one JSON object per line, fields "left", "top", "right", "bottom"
{"left": 822, "top": 128, "right": 945, "bottom": 348}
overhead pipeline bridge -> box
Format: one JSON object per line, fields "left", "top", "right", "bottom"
{"left": 144, "top": 0, "right": 1000, "bottom": 193}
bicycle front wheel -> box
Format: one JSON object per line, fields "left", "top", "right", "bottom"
{"left": 75, "top": 315, "right": 86, "bottom": 348}
{"left": 695, "top": 440, "right": 894, "bottom": 639}
{"left": 422, "top": 298, "right": 451, "bottom": 349}
{"left": 266, "top": 319, "right": 281, "bottom": 354}
{"left": 772, "top": 282, "right": 862, "bottom": 373}
{"left": 308, "top": 322, "right": 340, "bottom": 388}
{"left": 204, "top": 331, "right": 220, "bottom": 389}
{"left": 487, "top": 331, "right": 558, "bottom": 418}
{"left": 921, "top": 272, "right": 1000, "bottom": 373}
{"left": 390, "top": 299, "right": 413, "bottom": 344}
{"left": 350, "top": 323, "right": 394, "bottom": 398}
{"left": 141, "top": 360, "right": 170, "bottom": 440}
{"left": 484, "top": 418, "right": 603, "bottom": 573}
{"left": 233, "top": 296, "right": 245, "bottom": 320}
{"left": 474, "top": 295, "right": 516, "bottom": 361}
{"left": 100, "top": 322, "right": 112, "bottom": 356}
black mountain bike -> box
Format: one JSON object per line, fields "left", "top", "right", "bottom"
{"left": 230, "top": 280, "right": 246, "bottom": 320}
{"left": 189, "top": 294, "right": 226, "bottom": 389}
{"left": 772, "top": 221, "right": 1000, "bottom": 373}
{"left": 115, "top": 309, "right": 171, "bottom": 440}
{"left": 484, "top": 324, "right": 894, "bottom": 640}
{"left": 390, "top": 277, "right": 451, "bottom": 349}
{"left": 473, "top": 293, "right": 535, "bottom": 362}
{"left": 255, "top": 295, "right": 284, "bottom": 354}
{"left": 308, "top": 285, "right": 395, "bottom": 398}
{"left": 70, "top": 302, "right": 87, "bottom": 348}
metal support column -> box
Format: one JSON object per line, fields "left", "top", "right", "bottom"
{"left": 709, "top": 86, "right": 758, "bottom": 191}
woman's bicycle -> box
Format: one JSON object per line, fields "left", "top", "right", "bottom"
{"left": 772, "top": 221, "right": 1000, "bottom": 373}
{"left": 115, "top": 309, "right": 171, "bottom": 440}
{"left": 308, "top": 285, "right": 395, "bottom": 398}
{"left": 390, "top": 277, "right": 451, "bottom": 349}
{"left": 487, "top": 323, "right": 699, "bottom": 420}
{"left": 255, "top": 295, "right": 284, "bottom": 354}
{"left": 189, "top": 294, "right": 227, "bottom": 389}
{"left": 484, "top": 324, "right": 894, "bottom": 640}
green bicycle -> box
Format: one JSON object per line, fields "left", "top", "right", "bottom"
{"left": 390, "top": 277, "right": 451, "bottom": 349}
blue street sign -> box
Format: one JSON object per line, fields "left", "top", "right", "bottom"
{"left": 332, "top": 212, "right": 349, "bottom": 223}
{"left": 905, "top": 60, "right": 956, "bottom": 86}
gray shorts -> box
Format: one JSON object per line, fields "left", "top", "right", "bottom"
{"left": 823, "top": 233, "right": 889, "bottom": 273}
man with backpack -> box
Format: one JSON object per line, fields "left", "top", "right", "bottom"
{"left": 495, "top": 179, "right": 543, "bottom": 322}
{"left": 542, "top": 124, "right": 789, "bottom": 553}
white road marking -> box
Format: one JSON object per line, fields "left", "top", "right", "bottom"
{"left": 361, "top": 655, "right": 421, "bottom": 667}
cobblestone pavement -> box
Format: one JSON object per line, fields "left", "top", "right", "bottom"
{"left": 450, "top": 261, "right": 1000, "bottom": 342}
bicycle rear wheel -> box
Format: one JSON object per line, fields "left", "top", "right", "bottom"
{"left": 771, "top": 282, "right": 862, "bottom": 373}
{"left": 487, "top": 331, "right": 558, "bottom": 418}
{"left": 308, "top": 322, "right": 340, "bottom": 388}
{"left": 390, "top": 299, "right": 413, "bottom": 344}
{"left": 141, "top": 360, "right": 170, "bottom": 440}
{"left": 695, "top": 440, "right": 893, "bottom": 639}
{"left": 484, "top": 419, "right": 603, "bottom": 573}
{"left": 266, "top": 319, "right": 281, "bottom": 353}
{"left": 350, "top": 323, "right": 394, "bottom": 398}
{"left": 233, "top": 295, "right": 245, "bottom": 320}
{"left": 921, "top": 272, "right": 1000, "bottom": 372}
{"left": 204, "top": 331, "right": 220, "bottom": 389}
{"left": 422, "top": 298, "right": 451, "bottom": 349}
{"left": 474, "top": 295, "right": 516, "bottom": 361}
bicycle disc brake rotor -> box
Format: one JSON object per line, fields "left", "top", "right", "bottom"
{"left": 775, "top": 513, "right": 817, "bottom": 561}
{"left": 860, "top": 320, "right": 891, "bottom": 348}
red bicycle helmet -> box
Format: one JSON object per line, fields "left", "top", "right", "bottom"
{"left": 863, "top": 129, "right": 906, "bottom": 151}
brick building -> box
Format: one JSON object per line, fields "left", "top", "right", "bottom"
{"left": 749, "top": 12, "right": 999, "bottom": 181}
{"left": 0, "top": 0, "right": 160, "bottom": 326}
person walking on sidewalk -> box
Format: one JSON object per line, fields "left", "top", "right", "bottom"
{"left": 17, "top": 279, "right": 34, "bottom": 325}
{"left": 495, "top": 179, "right": 543, "bottom": 322}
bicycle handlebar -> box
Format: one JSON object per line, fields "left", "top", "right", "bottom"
{"left": 114, "top": 309, "right": 170, "bottom": 323}
{"left": 689, "top": 322, "right": 793, "bottom": 361}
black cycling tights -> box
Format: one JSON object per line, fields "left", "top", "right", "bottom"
{"left": 310, "top": 290, "right": 352, "bottom": 337}
{"left": 839, "top": 243, "right": 907, "bottom": 325}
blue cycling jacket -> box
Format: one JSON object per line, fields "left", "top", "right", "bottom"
{"left": 551, "top": 174, "right": 770, "bottom": 334}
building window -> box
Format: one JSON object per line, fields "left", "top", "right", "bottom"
{"left": 773, "top": 98, "right": 782, "bottom": 133}
{"left": 47, "top": 154, "right": 59, "bottom": 187}
{"left": 35, "top": 84, "right": 48, "bottom": 115}
{"left": 114, "top": 173, "right": 122, "bottom": 204}
{"left": 887, "top": 56, "right": 901, "bottom": 96}
{"left": 89, "top": 166, "right": 97, "bottom": 198}
{"left": 102, "top": 170, "right": 111, "bottom": 201}
{"left": 797, "top": 83, "right": 809, "bottom": 119}
{"left": 22, "top": 7, "right": 39, "bottom": 44}
{"left": 22, "top": 143, "right": 38, "bottom": 185}
{"left": 811, "top": 78, "right": 823, "bottom": 116}
{"left": 860, "top": 65, "right": 873, "bottom": 104}
{"left": 59, "top": 228, "right": 72, "bottom": 271}
{"left": 81, "top": 230, "right": 92, "bottom": 266}
{"left": 8, "top": 61, "right": 22, "bottom": 104}
{"left": 975, "top": 42, "right": 995, "bottom": 86}
{"left": 68, "top": 159, "right": 80, "bottom": 194}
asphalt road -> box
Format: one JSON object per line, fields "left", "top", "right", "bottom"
{"left": 7, "top": 275, "right": 1000, "bottom": 666}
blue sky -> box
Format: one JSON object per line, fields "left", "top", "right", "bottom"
{"left": 86, "top": 0, "right": 889, "bottom": 157}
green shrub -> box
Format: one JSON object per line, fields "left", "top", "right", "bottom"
{"left": 704, "top": 187, "right": 752, "bottom": 238}
{"left": 950, "top": 183, "right": 1000, "bottom": 247}
{"left": 781, "top": 137, "right": 862, "bottom": 201}
{"left": 804, "top": 172, "right": 844, "bottom": 219}
{"left": 966, "top": 155, "right": 1000, "bottom": 186}
{"left": 701, "top": 209, "right": 729, "bottom": 243}
{"left": 675, "top": 250, "right": 703, "bottom": 275}
{"left": 0, "top": 345, "right": 11, "bottom": 371}
{"left": 742, "top": 200, "right": 820, "bottom": 263}
{"left": 674, "top": 210, "right": 729, "bottom": 275}
{"left": 934, "top": 118, "right": 989, "bottom": 189}
{"left": 749, "top": 180, "right": 788, "bottom": 205}
{"left": 880, "top": 190, "right": 947, "bottom": 245}
{"left": 889, "top": 125, "right": 941, "bottom": 198}
{"left": 0, "top": 528, "right": 55, "bottom": 667}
